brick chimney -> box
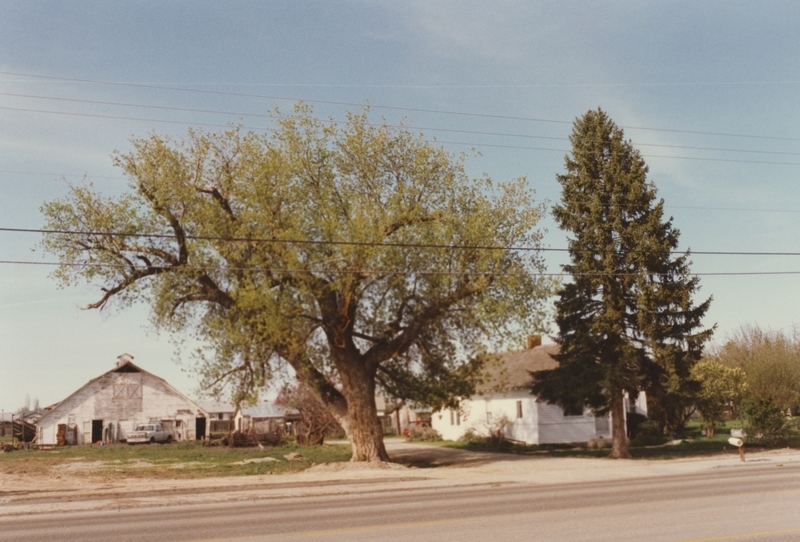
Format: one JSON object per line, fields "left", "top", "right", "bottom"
{"left": 526, "top": 335, "right": 542, "bottom": 349}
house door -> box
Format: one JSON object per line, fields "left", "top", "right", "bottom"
{"left": 195, "top": 417, "right": 206, "bottom": 440}
{"left": 91, "top": 419, "right": 103, "bottom": 443}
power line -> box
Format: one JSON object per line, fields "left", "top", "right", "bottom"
{"left": 2, "top": 258, "right": 798, "bottom": 277}
{"left": 3, "top": 170, "right": 799, "bottom": 215}
{"left": 4, "top": 91, "right": 800, "bottom": 158}
{"left": 4, "top": 105, "right": 800, "bottom": 167}
{"left": 6, "top": 227, "right": 800, "bottom": 257}
{"left": 3, "top": 70, "right": 800, "bottom": 142}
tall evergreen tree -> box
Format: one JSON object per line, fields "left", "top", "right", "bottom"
{"left": 531, "top": 109, "right": 713, "bottom": 458}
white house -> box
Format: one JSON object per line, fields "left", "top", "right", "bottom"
{"left": 432, "top": 340, "right": 647, "bottom": 445}
{"left": 37, "top": 354, "right": 209, "bottom": 446}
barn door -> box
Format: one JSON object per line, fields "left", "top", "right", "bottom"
{"left": 91, "top": 420, "right": 103, "bottom": 443}
{"left": 195, "top": 417, "right": 206, "bottom": 440}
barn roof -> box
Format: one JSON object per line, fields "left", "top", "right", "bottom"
{"left": 477, "top": 343, "right": 559, "bottom": 393}
{"left": 37, "top": 355, "right": 209, "bottom": 425}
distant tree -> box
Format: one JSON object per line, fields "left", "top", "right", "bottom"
{"left": 276, "top": 383, "right": 344, "bottom": 445}
{"left": 41, "top": 105, "right": 552, "bottom": 462}
{"left": 531, "top": 109, "right": 713, "bottom": 458}
{"left": 691, "top": 359, "right": 748, "bottom": 436}
{"left": 715, "top": 326, "right": 800, "bottom": 441}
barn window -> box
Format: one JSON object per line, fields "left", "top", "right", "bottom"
{"left": 113, "top": 375, "right": 142, "bottom": 400}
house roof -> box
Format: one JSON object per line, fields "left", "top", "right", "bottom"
{"left": 242, "top": 403, "right": 297, "bottom": 418}
{"left": 196, "top": 400, "right": 236, "bottom": 414}
{"left": 477, "top": 343, "right": 559, "bottom": 393}
{"left": 37, "top": 357, "right": 209, "bottom": 425}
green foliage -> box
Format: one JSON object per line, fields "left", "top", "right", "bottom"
{"left": 691, "top": 358, "right": 748, "bottom": 433}
{"left": 40, "top": 105, "right": 553, "bottom": 459}
{"left": 626, "top": 411, "right": 648, "bottom": 439}
{"left": 629, "top": 420, "right": 669, "bottom": 447}
{"left": 742, "top": 399, "right": 796, "bottom": 444}
{"left": 714, "top": 326, "right": 800, "bottom": 442}
{"left": 530, "top": 109, "right": 713, "bottom": 456}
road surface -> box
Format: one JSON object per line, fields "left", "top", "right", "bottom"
{"left": 2, "top": 461, "right": 799, "bottom": 541}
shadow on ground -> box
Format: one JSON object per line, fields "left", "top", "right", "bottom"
{"left": 384, "top": 441, "right": 533, "bottom": 469}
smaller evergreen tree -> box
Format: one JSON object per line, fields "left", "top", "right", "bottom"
{"left": 531, "top": 109, "right": 713, "bottom": 458}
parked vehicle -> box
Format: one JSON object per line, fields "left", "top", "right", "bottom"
{"left": 127, "top": 423, "right": 173, "bottom": 444}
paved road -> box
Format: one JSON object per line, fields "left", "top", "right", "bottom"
{"left": 3, "top": 462, "right": 800, "bottom": 541}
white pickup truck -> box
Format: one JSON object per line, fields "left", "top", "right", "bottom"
{"left": 126, "top": 423, "right": 173, "bottom": 444}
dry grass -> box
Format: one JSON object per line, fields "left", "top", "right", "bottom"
{"left": 0, "top": 440, "right": 352, "bottom": 479}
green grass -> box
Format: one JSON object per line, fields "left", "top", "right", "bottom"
{"left": 431, "top": 419, "right": 799, "bottom": 460}
{"left": 0, "top": 440, "right": 352, "bottom": 479}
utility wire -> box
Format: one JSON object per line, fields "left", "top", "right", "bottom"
{"left": 1, "top": 259, "right": 797, "bottom": 277}
{"left": 3, "top": 169, "right": 800, "bottom": 216}
{"left": 3, "top": 70, "right": 800, "bottom": 142}
{"left": 4, "top": 91, "right": 799, "bottom": 158}
{"left": 3, "top": 105, "right": 800, "bottom": 167}
{"left": 6, "top": 227, "right": 800, "bottom": 257}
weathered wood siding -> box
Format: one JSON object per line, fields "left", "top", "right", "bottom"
{"left": 38, "top": 367, "right": 205, "bottom": 445}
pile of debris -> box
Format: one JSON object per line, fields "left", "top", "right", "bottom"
{"left": 204, "top": 430, "right": 284, "bottom": 448}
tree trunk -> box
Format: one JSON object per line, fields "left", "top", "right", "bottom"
{"left": 610, "top": 394, "right": 631, "bottom": 459}
{"left": 339, "top": 364, "right": 390, "bottom": 462}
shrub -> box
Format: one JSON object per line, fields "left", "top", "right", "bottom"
{"left": 626, "top": 412, "right": 648, "bottom": 439}
{"left": 743, "top": 398, "right": 798, "bottom": 444}
{"left": 629, "top": 420, "right": 669, "bottom": 447}
{"left": 405, "top": 426, "right": 443, "bottom": 442}
{"left": 459, "top": 428, "right": 485, "bottom": 444}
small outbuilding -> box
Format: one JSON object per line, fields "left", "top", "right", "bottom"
{"left": 37, "top": 354, "right": 209, "bottom": 446}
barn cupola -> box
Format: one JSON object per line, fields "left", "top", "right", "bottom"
{"left": 116, "top": 353, "right": 134, "bottom": 367}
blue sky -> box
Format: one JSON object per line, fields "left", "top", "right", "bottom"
{"left": 2, "top": 1, "right": 800, "bottom": 412}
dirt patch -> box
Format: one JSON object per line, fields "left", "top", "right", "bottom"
{"left": 232, "top": 457, "right": 279, "bottom": 466}
{"left": 307, "top": 461, "right": 408, "bottom": 473}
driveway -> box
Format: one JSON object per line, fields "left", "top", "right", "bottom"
{"left": 383, "top": 439, "right": 528, "bottom": 468}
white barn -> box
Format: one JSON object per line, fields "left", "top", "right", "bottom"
{"left": 37, "top": 354, "right": 209, "bottom": 446}
{"left": 432, "top": 341, "right": 647, "bottom": 445}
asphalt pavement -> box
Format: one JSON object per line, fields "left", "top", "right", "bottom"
{"left": 2, "top": 460, "right": 800, "bottom": 541}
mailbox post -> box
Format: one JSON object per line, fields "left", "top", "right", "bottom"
{"left": 728, "top": 437, "right": 745, "bottom": 462}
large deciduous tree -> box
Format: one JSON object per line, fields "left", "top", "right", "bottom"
{"left": 530, "top": 108, "right": 713, "bottom": 458}
{"left": 41, "top": 106, "right": 552, "bottom": 461}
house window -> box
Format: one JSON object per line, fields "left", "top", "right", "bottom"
{"left": 456, "top": 411, "right": 461, "bottom": 426}
{"left": 516, "top": 400, "right": 523, "bottom": 419}
{"left": 563, "top": 404, "right": 584, "bottom": 417}
{"left": 450, "top": 410, "right": 455, "bottom": 426}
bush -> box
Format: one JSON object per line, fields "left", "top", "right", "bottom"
{"left": 405, "top": 426, "right": 443, "bottom": 442}
{"left": 459, "top": 428, "right": 484, "bottom": 444}
{"left": 743, "top": 398, "right": 798, "bottom": 444}
{"left": 629, "top": 420, "right": 669, "bottom": 447}
{"left": 626, "top": 412, "right": 648, "bottom": 439}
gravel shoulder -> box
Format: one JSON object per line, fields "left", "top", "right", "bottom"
{"left": 2, "top": 440, "right": 798, "bottom": 517}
